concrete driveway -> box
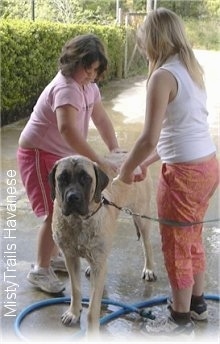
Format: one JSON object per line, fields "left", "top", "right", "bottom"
{"left": 0, "top": 50, "right": 219, "bottom": 344}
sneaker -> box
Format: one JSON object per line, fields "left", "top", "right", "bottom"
{"left": 27, "top": 264, "right": 65, "bottom": 293}
{"left": 50, "top": 255, "right": 67, "bottom": 272}
{"left": 143, "top": 316, "right": 195, "bottom": 338}
{"left": 167, "top": 298, "right": 208, "bottom": 321}
{"left": 190, "top": 302, "right": 208, "bottom": 321}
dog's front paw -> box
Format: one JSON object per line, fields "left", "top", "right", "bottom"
{"left": 142, "top": 269, "right": 157, "bottom": 282}
{"left": 61, "top": 309, "right": 81, "bottom": 326}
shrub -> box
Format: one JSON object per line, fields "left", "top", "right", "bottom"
{"left": 0, "top": 20, "right": 127, "bottom": 126}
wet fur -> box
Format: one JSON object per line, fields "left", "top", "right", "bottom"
{"left": 49, "top": 154, "right": 156, "bottom": 335}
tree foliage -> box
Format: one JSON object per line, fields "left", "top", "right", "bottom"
{"left": 156, "top": 0, "right": 220, "bottom": 18}
{"left": 0, "top": 0, "right": 117, "bottom": 23}
{"left": 1, "top": 0, "right": 219, "bottom": 23}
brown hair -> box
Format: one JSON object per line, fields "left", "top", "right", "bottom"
{"left": 59, "top": 34, "right": 108, "bottom": 80}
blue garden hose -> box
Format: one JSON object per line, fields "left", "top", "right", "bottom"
{"left": 14, "top": 294, "right": 220, "bottom": 342}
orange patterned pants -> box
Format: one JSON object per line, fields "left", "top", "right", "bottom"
{"left": 157, "top": 156, "right": 219, "bottom": 289}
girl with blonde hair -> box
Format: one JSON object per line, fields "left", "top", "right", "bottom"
{"left": 119, "top": 7, "right": 219, "bottom": 337}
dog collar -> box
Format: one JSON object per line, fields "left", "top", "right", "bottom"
{"left": 83, "top": 197, "right": 106, "bottom": 220}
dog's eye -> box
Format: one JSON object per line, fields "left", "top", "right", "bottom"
{"left": 58, "top": 171, "right": 69, "bottom": 185}
{"left": 78, "top": 171, "right": 92, "bottom": 186}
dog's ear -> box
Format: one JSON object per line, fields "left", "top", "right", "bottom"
{"left": 93, "top": 165, "right": 109, "bottom": 203}
{"left": 48, "top": 162, "right": 58, "bottom": 201}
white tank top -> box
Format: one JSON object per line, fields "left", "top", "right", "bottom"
{"left": 156, "top": 55, "right": 216, "bottom": 163}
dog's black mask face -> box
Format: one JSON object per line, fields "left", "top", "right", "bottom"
{"left": 57, "top": 168, "right": 92, "bottom": 216}
{"left": 49, "top": 157, "right": 109, "bottom": 217}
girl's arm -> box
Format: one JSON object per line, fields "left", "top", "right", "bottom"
{"left": 56, "top": 104, "right": 102, "bottom": 163}
{"left": 133, "top": 149, "right": 160, "bottom": 182}
{"left": 56, "top": 104, "right": 119, "bottom": 173}
{"left": 119, "top": 69, "right": 176, "bottom": 184}
{"left": 141, "top": 149, "right": 160, "bottom": 168}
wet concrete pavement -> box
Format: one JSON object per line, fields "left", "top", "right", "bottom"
{"left": 0, "top": 50, "right": 219, "bottom": 343}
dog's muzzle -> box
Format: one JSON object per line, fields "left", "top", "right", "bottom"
{"left": 62, "top": 190, "right": 88, "bottom": 216}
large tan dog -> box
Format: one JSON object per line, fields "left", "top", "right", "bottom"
{"left": 103, "top": 151, "right": 156, "bottom": 281}
{"left": 49, "top": 154, "right": 156, "bottom": 335}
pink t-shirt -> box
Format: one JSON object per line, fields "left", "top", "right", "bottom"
{"left": 20, "top": 71, "right": 101, "bottom": 156}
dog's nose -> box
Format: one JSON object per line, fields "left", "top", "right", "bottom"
{"left": 66, "top": 191, "right": 81, "bottom": 203}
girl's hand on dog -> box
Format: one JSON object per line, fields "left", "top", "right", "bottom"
{"left": 119, "top": 165, "right": 147, "bottom": 184}
{"left": 133, "top": 165, "right": 147, "bottom": 182}
{"left": 98, "top": 157, "right": 119, "bottom": 175}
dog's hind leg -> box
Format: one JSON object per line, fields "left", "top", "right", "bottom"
{"left": 132, "top": 215, "right": 157, "bottom": 281}
{"left": 61, "top": 255, "right": 83, "bottom": 326}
